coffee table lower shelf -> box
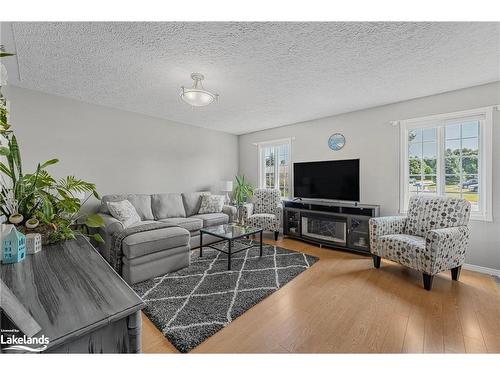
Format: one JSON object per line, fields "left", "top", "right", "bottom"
{"left": 199, "top": 225, "right": 263, "bottom": 270}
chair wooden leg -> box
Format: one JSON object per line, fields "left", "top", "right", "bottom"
{"left": 274, "top": 231, "right": 279, "bottom": 241}
{"left": 372, "top": 255, "right": 381, "bottom": 269}
{"left": 422, "top": 273, "right": 434, "bottom": 291}
{"left": 451, "top": 266, "right": 462, "bottom": 281}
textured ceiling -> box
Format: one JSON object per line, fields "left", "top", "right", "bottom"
{"left": 3, "top": 22, "right": 500, "bottom": 134}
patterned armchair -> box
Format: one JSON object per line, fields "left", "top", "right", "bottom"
{"left": 242, "top": 188, "right": 282, "bottom": 240}
{"left": 369, "top": 195, "right": 471, "bottom": 290}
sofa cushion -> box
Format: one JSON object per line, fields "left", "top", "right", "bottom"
{"left": 106, "top": 200, "right": 141, "bottom": 228}
{"left": 100, "top": 194, "right": 154, "bottom": 221}
{"left": 378, "top": 233, "right": 426, "bottom": 271}
{"left": 191, "top": 212, "right": 229, "bottom": 227}
{"left": 159, "top": 217, "right": 203, "bottom": 232}
{"left": 246, "top": 213, "right": 279, "bottom": 230}
{"left": 151, "top": 193, "right": 186, "bottom": 219}
{"left": 182, "top": 192, "right": 210, "bottom": 217}
{"left": 122, "top": 224, "right": 190, "bottom": 259}
{"left": 198, "top": 194, "right": 225, "bottom": 214}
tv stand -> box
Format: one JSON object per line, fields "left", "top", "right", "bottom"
{"left": 282, "top": 200, "right": 379, "bottom": 254}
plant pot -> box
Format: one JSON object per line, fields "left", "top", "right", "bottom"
{"left": 235, "top": 206, "right": 246, "bottom": 225}
{"left": 9, "top": 213, "right": 24, "bottom": 224}
{"left": 25, "top": 218, "right": 40, "bottom": 229}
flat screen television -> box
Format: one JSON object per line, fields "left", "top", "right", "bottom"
{"left": 293, "top": 159, "right": 360, "bottom": 201}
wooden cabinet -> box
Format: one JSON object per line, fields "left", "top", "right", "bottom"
{"left": 0, "top": 236, "right": 144, "bottom": 353}
{"left": 283, "top": 200, "right": 379, "bottom": 254}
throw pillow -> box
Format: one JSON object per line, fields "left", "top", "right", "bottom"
{"left": 198, "top": 195, "right": 225, "bottom": 214}
{"left": 107, "top": 200, "right": 141, "bottom": 228}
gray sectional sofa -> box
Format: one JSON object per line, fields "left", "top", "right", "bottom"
{"left": 96, "top": 192, "right": 236, "bottom": 284}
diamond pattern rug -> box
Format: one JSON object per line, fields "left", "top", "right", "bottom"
{"left": 132, "top": 241, "right": 319, "bottom": 353}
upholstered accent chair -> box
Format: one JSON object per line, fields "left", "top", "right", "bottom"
{"left": 369, "top": 195, "right": 471, "bottom": 291}
{"left": 242, "top": 188, "right": 282, "bottom": 240}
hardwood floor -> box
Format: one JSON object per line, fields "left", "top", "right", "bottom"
{"left": 141, "top": 235, "right": 500, "bottom": 353}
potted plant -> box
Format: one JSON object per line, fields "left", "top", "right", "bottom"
{"left": 0, "top": 47, "right": 104, "bottom": 244}
{"left": 233, "top": 175, "right": 253, "bottom": 224}
{"left": 0, "top": 134, "right": 105, "bottom": 245}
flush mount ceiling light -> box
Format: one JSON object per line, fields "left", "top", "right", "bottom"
{"left": 180, "top": 73, "right": 219, "bottom": 107}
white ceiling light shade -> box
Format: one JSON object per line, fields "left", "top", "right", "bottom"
{"left": 180, "top": 73, "right": 219, "bottom": 107}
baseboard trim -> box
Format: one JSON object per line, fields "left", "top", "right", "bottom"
{"left": 463, "top": 263, "right": 500, "bottom": 277}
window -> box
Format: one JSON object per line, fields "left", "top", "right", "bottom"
{"left": 400, "top": 107, "right": 493, "bottom": 221}
{"left": 258, "top": 139, "right": 291, "bottom": 198}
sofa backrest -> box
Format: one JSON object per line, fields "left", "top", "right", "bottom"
{"left": 181, "top": 192, "right": 211, "bottom": 217}
{"left": 252, "top": 188, "right": 281, "bottom": 214}
{"left": 406, "top": 195, "right": 471, "bottom": 236}
{"left": 100, "top": 192, "right": 212, "bottom": 221}
{"left": 151, "top": 193, "right": 186, "bottom": 219}
{"left": 100, "top": 194, "right": 154, "bottom": 220}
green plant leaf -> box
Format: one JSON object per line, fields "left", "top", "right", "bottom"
{"left": 0, "top": 146, "right": 9, "bottom": 156}
{"left": 39, "top": 159, "right": 59, "bottom": 169}
{"left": 57, "top": 197, "right": 80, "bottom": 213}
{"left": 6, "top": 145, "right": 16, "bottom": 186}
{"left": 85, "top": 213, "right": 105, "bottom": 228}
{"left": 233, "top": 175, "right": 254, "bottom": 205}
{"left": 90, "top": 233, "right": 105, "bottom": 243}
{"left": 9, "top": 135, "right": 22, "bottom": 178}
{"left": 0, "top": 52, "right": 15, "bottom": 58}
{"left": 56, "top": 188, "right": 71, "bottom": 200}
{"left": 41, "top": 196, "right": 54, "bottom": 220}
{"left": 57, "top": 176, "right": 96, "bottom": 193}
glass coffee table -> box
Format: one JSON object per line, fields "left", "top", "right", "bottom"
{"left": 199, "top": 224, "right": 263, "bottom": 270}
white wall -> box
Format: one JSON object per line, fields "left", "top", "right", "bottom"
{"left": 239, "top": 82, "right": 500, "bottom": 271}
{"left": 5, "top": 83, "right": 500, "bottom": 270}
{"left": 5, "top": 86, "right": 239, "bottom": 211}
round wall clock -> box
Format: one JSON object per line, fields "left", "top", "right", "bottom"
{"left": 328, "top": 133, "right": 345, "bottom": 151}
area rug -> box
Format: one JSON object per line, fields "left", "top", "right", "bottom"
{"left": 132, "top": 241, "right": 319, "bottom": 352}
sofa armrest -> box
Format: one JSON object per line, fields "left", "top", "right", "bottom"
{"left": 95, "top": 213, "right": 124, "bottom": 262}
{"left": 276, "top": 203, "right": 283, "bottom": 228}
{"left": 222, "top": 205, "right": 237, "bottom": 223}
{"left": 425, "top": 226, "right": 469, "bottom": 274}
{"left": 98, "top": 213, "right": 125, "bottom": 235}
{"left": 369, "top": 216, "right": 407, "bottom": 254}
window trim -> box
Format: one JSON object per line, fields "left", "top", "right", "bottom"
{"left": 399, "top": 106, "right": 493, "bottom": 222}
{"left": 257, "top": 138, "right": 292, "bottom": 198}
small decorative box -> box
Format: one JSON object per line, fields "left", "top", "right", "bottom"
{"left": 26, "top": 233, "right": 42, "bottom": 255}
{"left": 1, "top": 226, "right": 26, "bottom": 264}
